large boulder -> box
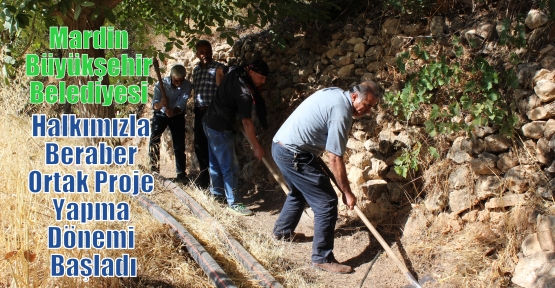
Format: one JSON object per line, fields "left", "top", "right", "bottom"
{"left": 364, "top": 139, "right": 380, "bottom": 152}
{"left": 461, "top": 138, "right": 486, "bottom": 156}
{"left": 361, "top": 179, "right": 388, "bottom": 202}
{"left": 449, "top": 165, "right": 472, "bottom": 189}
{"left": 475, "top": 175, "right": 504, "bottom": 200}
{"left": 353, "top": 43, "right": 366, "bottom": 57}
{"left": 430, "top": 16, "right": 447, "bottom": 36}
{"left": 447, "top": 137, "right": 473, "bottom": 163}
{"left": 512, "top": 215, "right": 555, "bottom": 288}
{"left": 347, "top": 37, "right": 365, "bottom": 45}
{"left": 365, "top": 46, "right": 383, "bottom": 61}
{"left": 425, "top": 191, "right": 448, "bottom": 212}
{"left": 522, "top": 121, "right": 547, "bottom": 139}
{"left": 382, "top": 18, "right": 402, "bottom": 35}
{"left": 537, "top": 215, "right": 555, "bottom": 252}
{"left": 470, "top": 152, "right": 501, "bottom": 175}
{"left": 449, "top": 187, "right": 475, "bottom": 214}
{"left": 337, "top": 64, "right": 355, "bottom": 78}
{"left": 518, "top": 63, "right": 542, "bottom": 89}
{"left": 485, "top": 194, "right": 527, "bottom": 209}
{"left": 365, "top": 158, "right": 388, "bottom": 179}
{"left": 522, "top": 234, "right": 543, "bottom": 257}
{"left": 537, "top": 138, "right": 554, "bottom": 165}
{"left": 403, "top": 209, "right": 429, "bottom": 238}
{"left": 348, "top": 166, "right": 365, "bottom": 185}
{"left": 476, "top": 22, "right": 496, "bottom": 40}
{"left": 484, "top": 134, "right": 511, "bottom": 153}
{"left": 505, "top": 165, "right": 535, "bottom": 193}
{"left": 497, "top": 151, "right": 519, "bottom": 173}
{"left": 401, "top": 23, "right": 425, "bottom": 36}
{"left": 535, "top": 79, "right": 555, "bottom": 102}
{"left": 544, "top": 119, "right": 555, "bottom": 139}
{"left": 473, "top": 126, "right": 498, "bottom": 138}
{"left": 349, "top": 152, "right": 372, "bottom": 169}
{"left": 525, "top": 9, "right": 549, "bottom": 30}
{"left": 519, "top": 93, "right": 542, "bottom": 115}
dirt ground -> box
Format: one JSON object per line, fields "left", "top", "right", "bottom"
{"left": 143, "top": 142, "right": 426, "bottom": 288}
{"left": 234, "top": 182, "right": 414, "bottom": 288}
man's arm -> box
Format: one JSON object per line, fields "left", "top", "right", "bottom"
{"left": 328, "top": 153, "right": 357, "bottom": 210}
{"left": 242, "top": 118, "right": 264, "bottom": 161}
{"left": 216, "top": 67, "right": 224, "bottom": 86}
{"left": 168, "top": 81, "right": 191, "bottom": 117}
{"left": 152, "top": 84, "right": 165, "bottom": 110}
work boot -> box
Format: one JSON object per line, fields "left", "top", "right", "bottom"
{"left": 312, "top": 261, "right": 353, "bottom": 274}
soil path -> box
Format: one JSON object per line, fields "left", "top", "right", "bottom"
{"left": 147, "top": 148, "right": 410, "bottom": 287}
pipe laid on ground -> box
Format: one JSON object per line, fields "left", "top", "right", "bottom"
{"left": 153, "top": 174, "right": 283, "bottom": 288}
{"left": 133, "top": 194, "right": 236, "bottom": 288}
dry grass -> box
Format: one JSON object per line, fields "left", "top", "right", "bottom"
{"left": 408, "top": 136, "right": 555, "bottom": 288}
{"left": 143, "top": 176, "right": 324, "bottom": 288}
{"left": 0, "top": 102, "right": 213, "bottom": 286}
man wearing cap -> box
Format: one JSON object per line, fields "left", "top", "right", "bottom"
{"left": 192, "top": 40, "right": 225, "bottom": 189}
{"left": 149, "top": 64, "right": 192, "bottom": 183}
{"left": 272, "top": 81, "right": 381, "bottom": 273}
{"left": 203, "top": 60, "right": 269, "bottom": 216}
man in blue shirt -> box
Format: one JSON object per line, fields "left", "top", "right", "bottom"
{"left": 149, "top": 64, "right": 192, "bottom": 183}
{"left": 272, "top": 81, "right": 381, "bottom": 273}
{"left": 192, "top": 40, "right": 224, "bottom": 189}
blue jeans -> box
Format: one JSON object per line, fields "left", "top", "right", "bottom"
{"left": 271, "top": 142, "right": 338, "bottom": 264}
{"left": 203, "top": 123, "right": 240, "bottom": 206}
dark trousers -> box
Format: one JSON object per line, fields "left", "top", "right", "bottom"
{"left": 149, "top": 111, "right": 186, "bottom": 174}
{"left": 272, "top": 142, "right": 338, "bottom": 264}
{"left": 194, "top": 107, "right": 210, "bottom": 187}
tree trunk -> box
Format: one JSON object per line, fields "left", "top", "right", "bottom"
{"left": 61, "top": 0, "right": 122, "bottom": 120}
{"left": 60, "top": 1, "right": 122, "bottom": 144}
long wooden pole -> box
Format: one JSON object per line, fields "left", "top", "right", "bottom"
{"left": 318, "top": 159, "right": 422, "bottom": 288}
{"left": 237, "top": 127, "right": 314, "bottom": 221}
{"left": 152, "top": 58, "right": 169, "bottom": 108}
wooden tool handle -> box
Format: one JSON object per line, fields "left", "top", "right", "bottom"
{"left": 354, "top": 206, "right": 410, "bottom": 275}
{"left": 153, "top": 58, "right": 169, "bottom": 102}
{"left": 237, "top": 127, "right": 290, "bottom": 194}
{"left": 319, "top": 157, "right": 421, "bottom": 287}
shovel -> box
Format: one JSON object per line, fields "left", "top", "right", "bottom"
{"left": 317, "top": 158, "right": 434, "bottom": 288}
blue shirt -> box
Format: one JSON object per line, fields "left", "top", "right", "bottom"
{"left": 192, "top": 61, "right": 224, "bottom": 107}
{"left": 152, "top": 76, "right": 192, "bottom": 111}
{"left": 273, "top": 88, "right": 354, "bottom": 157}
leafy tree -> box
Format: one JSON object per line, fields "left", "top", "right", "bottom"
{"left": 1, "top": 0, "right": 335, "bottom": 118}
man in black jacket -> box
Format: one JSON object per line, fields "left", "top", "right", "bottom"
{"left": 203, "top": 60, "right": 269, "bottom": 216}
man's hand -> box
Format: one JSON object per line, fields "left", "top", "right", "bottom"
{"left": 160, "top": 97, "right": 168, "bottom": 108}
{"left": 241, "top": 118, "right": 265, "bottom": 161}
{"left": 328, "top": 153, "right": 357, "bottom": 210}
{"left": 165, "top": 108, "right": 174, "bottom": 117}
{"left": 342, "top": 191, "right": 357, "bottom": 210}
{"left": 253, "top": 145, "right": 265, "bottom": 161}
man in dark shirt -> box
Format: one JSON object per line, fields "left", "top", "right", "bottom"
{"left": 192, "top": 40, "right": 224, "bottom": 189}
{"left": 203, "top": 60, "right": 269, "bottom": 216}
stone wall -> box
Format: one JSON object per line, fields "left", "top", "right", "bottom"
{"left": 162, "top": 9, "right": 555, "bottom": 285}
